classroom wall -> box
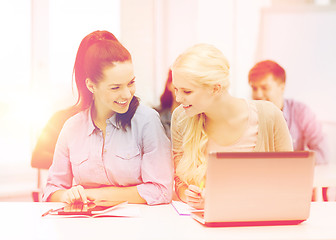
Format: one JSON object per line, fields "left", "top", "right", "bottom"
{"left": 119, "top": 0, "right": 271, "bottom": 105}
{"left": 120, "top": 0, "right": 199, "bottom": 107}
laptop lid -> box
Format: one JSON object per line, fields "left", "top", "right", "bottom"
{"left": 199, "top": 151, "right": 315, "bottom": 226}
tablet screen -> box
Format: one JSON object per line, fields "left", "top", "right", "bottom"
{"left": 54, "top": 201, "right": 126, "bottom": 216}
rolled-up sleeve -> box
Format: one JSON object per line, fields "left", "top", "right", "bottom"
{"left": 299, "top": 104, "right": 328, "bottom": 164}
{"left": 136, "top": 111, "right": 173, "bottom": 205}
{"left": 42, "top": 122, "right": 73, "bottom": 202}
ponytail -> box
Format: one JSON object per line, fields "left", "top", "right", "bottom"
{"left": 72, "top": 30, "right": 139, "bottom": 130}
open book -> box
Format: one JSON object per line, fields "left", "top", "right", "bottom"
{"left": 42, "top": 201, "right": 138, "bottom": 218}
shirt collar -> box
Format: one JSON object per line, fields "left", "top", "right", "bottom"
{"left": 86, "top": 107, "right": 120, "bottom": 136}
{"left": 107, "top": 113, "right": 120, "bottom": 129}
{"left": 86, "top": 107, "right": 96, "bottom": 136}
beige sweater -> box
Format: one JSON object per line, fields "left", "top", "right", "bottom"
{"left": 172, "top": 100, "right": 293, "bottom": 154}
{"left": 171, "top": 100, "right": 293, "bottom": 191}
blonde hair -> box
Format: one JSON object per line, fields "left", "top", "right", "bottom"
{"left": 172, "top": 43, "right": 230, "bottom": 186}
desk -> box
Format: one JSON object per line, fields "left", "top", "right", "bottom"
{"left": 2, "top": 202, "right": 336, "bottom": 240}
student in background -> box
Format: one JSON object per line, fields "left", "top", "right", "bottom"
{"left": 155, "top": 69, "right": 179, "bottom": 139}
{"left": 248, "top": 60, "right": 328, "bottom": 165}
{"left": 171, "top": 44, "right": 293, "bottom": 209}
{"left": 43, "top": 30, "right": 173, "bottom": 205}
{"left": 248, "top": 60, "right": 330, "bottom": 201}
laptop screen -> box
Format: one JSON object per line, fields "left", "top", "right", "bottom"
{"left": 204, "top": 151, "right": 315, "bottom": 223}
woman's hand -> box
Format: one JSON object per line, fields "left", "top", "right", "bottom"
{"left": 185, "top": 184, "right": 205, "bottom": 209}
{"left": 60, "top": 185, "right": 94, "bottom": 204}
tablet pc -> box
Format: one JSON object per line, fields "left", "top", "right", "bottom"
{"left": 49, "top": 200, "right": 127, "bottom": 216}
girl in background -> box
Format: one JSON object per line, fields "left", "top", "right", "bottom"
{"left": 155, "top": 69, "right": 179, "bottom": 140}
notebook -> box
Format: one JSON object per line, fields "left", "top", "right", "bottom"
{"left": 191, "top": 151, "right": 315, "bottom": 227}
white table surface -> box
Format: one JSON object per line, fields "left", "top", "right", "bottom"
{"left": 2, "top": 202, "right": 336, "bottom": 240}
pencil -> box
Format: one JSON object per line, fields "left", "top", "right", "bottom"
{"left": 199, "top": 181, "right": 205, "bottom": 190}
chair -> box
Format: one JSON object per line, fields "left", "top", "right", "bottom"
{"left": 312, "top": 121, "right": 336, "bottom": 202}
{"left": 31, "top": 107, "right": 79, "bottom": 201}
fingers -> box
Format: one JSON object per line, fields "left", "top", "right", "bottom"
{"left": 185, "top": 185, "right": 203, "bottom": 201}
{"left": 76, "top": 185, "right": 88, "bottom": 204}
{"left": 87, "top": 196, "right": 96, "bottom": 202}
{"left": 185, "top": 185, "right": 205, "bottom": 210}
{"left": 185, "top": 189, "right": 201, "bottom": 203}
{"left": 84, "top": 188, "right": 97, "bottom": 203}
{"left": 63, "top": 185, "right": 88, "bottom": 204}
{"left": 63, "top": 201, "right": 88, "bottom": 212}
{"left": 188, "top": 185, "right": 202, "bottom": 194}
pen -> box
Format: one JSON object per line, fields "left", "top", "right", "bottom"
{"left": 41, "top": 206, "right": 64, "bottom": 217}
{"left": 199, "top": 181, "right": 205, "bottom": 190}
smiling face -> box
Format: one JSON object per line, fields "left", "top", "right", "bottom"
{"left": 87, "top": 61, "right": 136, "bottom": 117}
{"left": 172, "top": 71, "right": 214, "bottom": 117}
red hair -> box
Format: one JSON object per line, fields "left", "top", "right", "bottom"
{"left": 72, "top": 30, "right": 139, "bottom": 130}
{"left": 159, "top": 69, "right": 173, "bottom": 111}
{"left": 248, "top": 60, "right": 286, "bottom": 83}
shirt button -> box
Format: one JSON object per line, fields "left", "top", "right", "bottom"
{"left": 104, "top": 149, "right": 107, "bottom": 153}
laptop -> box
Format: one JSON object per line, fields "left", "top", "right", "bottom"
{"left": 191, "top": 151, "right": 315, "bottom": 227}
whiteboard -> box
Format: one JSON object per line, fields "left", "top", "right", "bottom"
{"left": 256, "top": 5, "right": 336, "bottom": 122}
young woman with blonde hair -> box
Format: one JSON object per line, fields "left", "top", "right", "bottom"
{"left": 171, "top": 44, "right": 293, "bottom": 209}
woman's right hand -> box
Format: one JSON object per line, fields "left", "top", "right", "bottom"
{"left": 60, "top": 185, "right": 91, "bottom": 204}
{"left": 185, "top": 184, "right": 205, "bottom": 210}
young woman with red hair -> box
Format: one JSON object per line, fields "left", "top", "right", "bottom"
{"left": 43, "top": 31, "right": 173, "bottom": 205}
